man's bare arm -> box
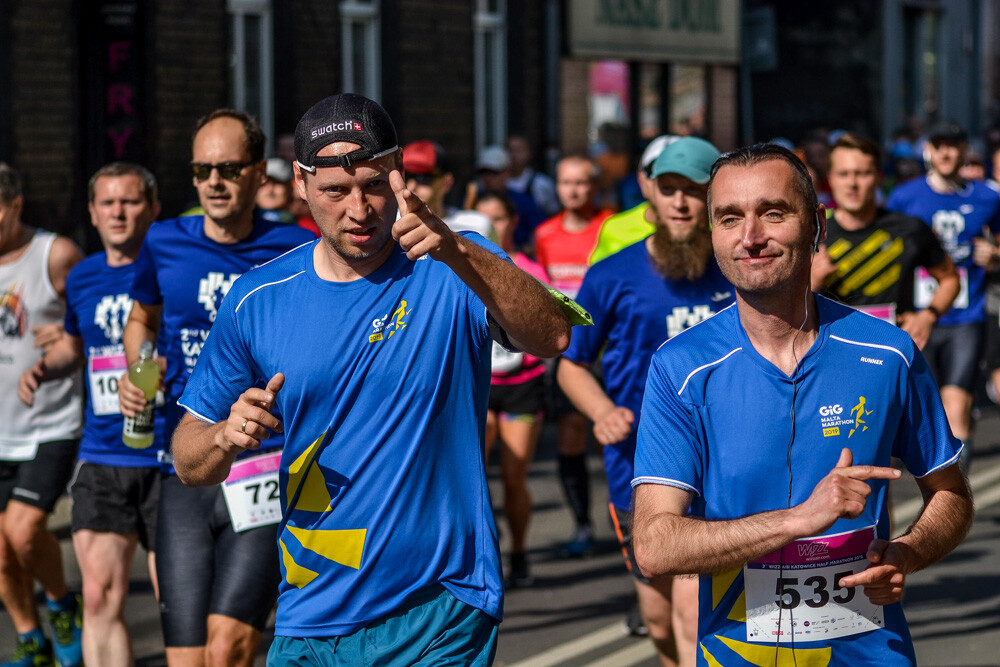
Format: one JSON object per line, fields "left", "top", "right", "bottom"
{"left": 390, "top": 170, "right": 571, "bottom": 358}
{"left": 633, "top": 448, "right": 902, "bottom": 578}
{"left": 172, "top": 373, "right": 285, "bottom": 486}
{"left": 924, "top": 256, "right": 960, "bottom": 316}
{"left": 557, "top": 357, "right": 633, "bottom": 446}
{"left": 47, "top": 235, "right": 83, "bottom": 297}
{"left": 809, "top": 244, "right": 837, "bottom": 292}
{"left": 898, "top": 256, "right": 959, "bottom": 349}
{"left": 18, "top": 334, "right": 84, "bottom": 406}
{"left": 838, "top": 462, "right": 972, "bottom": 605}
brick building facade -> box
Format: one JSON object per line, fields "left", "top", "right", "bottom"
{"left": 0, "top": 0, "right": 736, "bottom": 249}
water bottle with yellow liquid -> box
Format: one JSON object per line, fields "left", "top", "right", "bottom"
{"left": 122, "top": 341, "right": 159, "bottom": 449}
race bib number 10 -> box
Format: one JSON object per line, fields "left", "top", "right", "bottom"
{"left": 221, "top": 450, "right": 282, "bottom": 532}
{"left": 744, "top": 526, "right": 885, "bottom": 643}
{"left": 89, "top": 351, "right": 127, "bottom": 416}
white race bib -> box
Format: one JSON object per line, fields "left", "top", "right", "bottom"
{"left": 88, "top": 351, "right": 127, "bottom": 416}
{"left": 491, "top": 341, "right": 524, "bottom": 373}
{"left": 744, "top": 526, "right": 885, "bottom": 643}
{"left": 914, "top": 266, "right": 968, "bottom": 310}
{"left": 221, "top": 450, "right": 283, "bottom": 532}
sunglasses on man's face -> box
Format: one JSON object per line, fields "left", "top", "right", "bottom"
{"left": 408, "top": 171, "right": 442, "bottom": 186}
{"left": 190, "top": 161, "right": 256, "bottom": 182}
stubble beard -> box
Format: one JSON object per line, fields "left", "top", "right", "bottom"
{"left": 648, "top": 223, "right": 714, "bottom": 282}
{"left": 322, "top": 225, "right": 393, "bottom": 264}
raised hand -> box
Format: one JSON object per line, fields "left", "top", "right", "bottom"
{"left": 791, "top": 448, "right": 901, "bottom": 537}
{"left": 389, "top": 169, "right": 454, "bottom": 260}
{"left": 220, "top": 372, "right": 285, "bottom": 453}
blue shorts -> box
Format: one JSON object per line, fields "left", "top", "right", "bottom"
{"left": 267, "top": 585, "right": 498, "bottom": 666}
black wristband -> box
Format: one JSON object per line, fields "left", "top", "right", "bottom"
{"left": 925, "top": 305, "right": 941, "bottom": 321}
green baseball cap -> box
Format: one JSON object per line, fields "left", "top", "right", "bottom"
{"left": 650, "top": 137, "right": 721, "bottom": 184}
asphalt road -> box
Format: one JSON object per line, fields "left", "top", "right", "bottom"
{"left": 2, "top": 412, "right": 1000, "bottom": 666}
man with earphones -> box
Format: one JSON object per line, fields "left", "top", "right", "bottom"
{"left": 632, "top": 143, "right": 973, "bottom": 666}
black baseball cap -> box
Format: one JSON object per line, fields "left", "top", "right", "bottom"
{"left": 294, "top": 93, "right": 398, "bottom": 171}
{"left": 927, "top": 121, "right": 967, "bottom": 145}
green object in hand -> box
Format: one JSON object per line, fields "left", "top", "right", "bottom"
{"left": 547, "top": 287, "right": 593, "bottom": 326}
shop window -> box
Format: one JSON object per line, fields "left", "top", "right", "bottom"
{"left": 474, "top": 0, "right": 507, "bottom": 149}
{"left": 228, "top": 0, "right": 273, "bottom": 147}
{"left": 340, "top": 0, "right": 381, "bottom": 100}
{"left": 669, "top": 64, "right": 707, "bottom": 137}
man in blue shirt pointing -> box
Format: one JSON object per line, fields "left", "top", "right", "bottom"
{"left": 172, "top": 93, "right": 572, "bottom": 665}
{"left": 633, "top": 143, "right": 973, "bottom": 666}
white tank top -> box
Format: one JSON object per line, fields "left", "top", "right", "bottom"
{"left": 0, "top": 230, "right": 82, "bottom": 460}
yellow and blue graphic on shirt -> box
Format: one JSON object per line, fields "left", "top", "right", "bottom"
{"left": 849, "top": 397, "right": 873, "bottom": 438}
{"left": 279, "top": 431, "right": 367, "bottom": 589}
{"left": 826, "top": 230, "right": 904, "bottom": 299}
{"left": 700, "top": 567, "right": 833, "bottom": 666}
{"left": 367, "top": 299, "right": 411, "bottom": 343}
{"left": 819, "top": 397, "right": 877, "bottom": 439}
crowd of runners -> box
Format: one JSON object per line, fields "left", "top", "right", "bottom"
{"left": 0, "top": 93, "right": 992, "bottom": 666}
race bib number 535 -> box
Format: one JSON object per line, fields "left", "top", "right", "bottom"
{"left": 744, "top": 526, "right": 885, "bottom": 643}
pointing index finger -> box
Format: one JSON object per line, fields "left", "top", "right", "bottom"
{"left": 390, "top": 169, "right": 416, "bottom": 217}
{"left": 848, "top": 464, "right": 902, "bottom": 481}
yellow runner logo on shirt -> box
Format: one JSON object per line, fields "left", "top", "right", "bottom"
{"left": 368, "top": 299, "right": 412, "bottom": 343}
{"left": 849, "top": 396, "right": 873, "bottom": 438}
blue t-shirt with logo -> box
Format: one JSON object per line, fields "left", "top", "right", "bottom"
{"left": 886, "top": 177, "right": 1000, "bottom": 325}
{"left": 130, "top": 214, "right": 314, "bottom": 443}
{"left": 64, "top": 253, "right": 162, "bottom": 466}
{"left": 633, "top": 296, "right": 960, "bottom": 666}
{"left": 563, "top": 240, "right": 734, "bottom": 510}
{"left": 179, "top": 235, "right": 504, "bottom": 637}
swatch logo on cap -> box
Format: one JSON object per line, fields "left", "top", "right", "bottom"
{"left": 310, "top": 120, "right": 363, "bottom": 140}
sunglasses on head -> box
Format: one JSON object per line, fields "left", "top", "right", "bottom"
{"left": 190, "top": 161, "right": 256, "bottom": 182}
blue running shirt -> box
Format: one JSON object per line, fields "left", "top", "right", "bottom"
{"left": 886, "top": 177, "right": 1000, "bottom": 325}
{"left": 179, "top": 235, "right": 504, "bottom": 637}
{"left": 64, "top": 253, "right": 162, "bottom": 466}
{"left": 564, "top": 240, "right": 734, "bottom": 510}
{"left": 634, "top": 296, "right": 961, "bottom": 666}
{"left": 130, "top": 214, "right": 314, "bottom": 443}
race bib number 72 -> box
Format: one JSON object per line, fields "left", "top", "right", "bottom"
{"left": 221, "top": 450, "right": 283, "bottom": 532}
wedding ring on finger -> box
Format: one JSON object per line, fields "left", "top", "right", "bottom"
{"left": 241, "top": 419, "right": 248, "bottom": 434}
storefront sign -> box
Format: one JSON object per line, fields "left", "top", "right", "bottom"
{"left": 570, "top": 0, "right": 741, "bottom": 64}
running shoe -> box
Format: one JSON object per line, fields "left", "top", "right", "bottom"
{"left": 47, "top": 594, "right": 83, "bottom": 667}
{"left": 2, "top": 635, "right": 54, "bottom": 667}
{"left": 561, "top": 524, "right": 594, "bottom": 558}
{"left": 507, "top": 552, "right": 535, "bottom": 588}
{"left": 623, "top": 603, "right": 649, "bottom": 637}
